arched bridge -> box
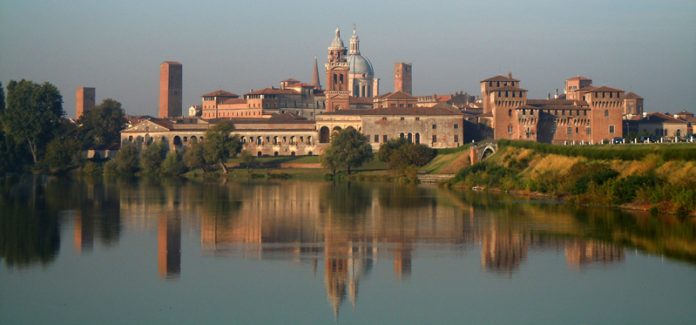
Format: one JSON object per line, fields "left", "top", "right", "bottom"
{"left": 469, "top": 141, "right": 498, "bottom": 165}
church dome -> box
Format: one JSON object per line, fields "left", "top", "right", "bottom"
{"left": 347, "top": 54, "right": 374, "bottom": 76}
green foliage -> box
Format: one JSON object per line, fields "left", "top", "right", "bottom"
{"left": 240, "top": 150, "right": 256, "bottom": 169}
{"left": 378, "top": 138, "right": 436, "bottom": 173}
{"left": 0, "top": 81, "right": 4, "bottom": 113}
{"left": 498, "top": 140, "right": 696, "bottom": 161}
{"left": 77, "top": 98, "right": 126, "bottom": 149}
{"left": 183, "top": 142, "right": 205, "bottom": 170}
{"left": 81, "top": 161, "right": 102, "bottom": 176}
{"left": 321, "top": 128, "right": 373, "bottom": 174}
{"left": 161, "top": 150, "right": 185, "bottom": 176}
{"left": 43, "top": 137, "right": 80, "bottom": 173}
{"left": 140, "top": 142, "right": 167, "bottom": 174}
{"left": 2, "top": 80, "right": 64, "bottom": 164}
{"left": 113, "top": 143, "right": 139, "bottom": 175}
{"left": 204, "top": 121, "right": 242, "bottom": 171}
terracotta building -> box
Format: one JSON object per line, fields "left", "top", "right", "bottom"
{"left": 75, "top": 86, "right": 95, "bottom": 119}
{"left": 394, "top": 62, "right": 412, "bottom": 95}
{"left": 481, "top": 74, "right": 625, "bottom": 144}
{"left": 621, "top": 92, "right": 644, "bottom": 116}
{"left": 159, "top": 61, "right": 183, "bottom": 118}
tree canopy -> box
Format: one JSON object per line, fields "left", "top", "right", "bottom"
{"left": 203, "top": 121, "right": 242, "bottom": 174}
{"left": 2, "top": 80, "right": 64, "bottom": 164}
{"left": 378, "top": 138, "right": 436, "bottom": 171}
{"left": 77, "top": 98, "right": 126, "bottom": 149}
{"left": 321, "top": 128, "right": 373, "bottom": 175}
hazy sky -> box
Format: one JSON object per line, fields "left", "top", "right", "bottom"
{"left": 1, "top": 0, "right": 694, "bottom": 117}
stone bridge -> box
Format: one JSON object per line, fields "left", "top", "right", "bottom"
{"left": 469, "top": 141, "right": 498, "bottom": 164}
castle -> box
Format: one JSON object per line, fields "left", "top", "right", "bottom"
{"left": 119, "top": 27, "right": 668, "bottom": 156}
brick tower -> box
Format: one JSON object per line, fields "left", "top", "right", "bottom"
{"left": 159, "top": 61, "right": 183, "bottom": 118}
{"left": 394, "top": 62, "right": 412, "bottom": 95}
{"left": 325, "top": 28, "right": 350, "bottom": 112}
{"left": 75, "top": 86, "right": 95, "bottom": 119}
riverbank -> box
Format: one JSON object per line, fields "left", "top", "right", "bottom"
{"left": 446, "top": 142, "right": 696, "bottom": 217}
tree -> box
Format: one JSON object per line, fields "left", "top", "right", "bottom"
{"left": 2, "top": 80, "right": 64, "bottom": 165}
{"left": 77, "top": 98, "right": 126, "bottom": 149}
{"left": 183, "top": 142, "right": 205, "bottom": 170}
{"left": 239, "top": 150, "right": 258, "bottom": 175}
{"left": 0, "top": 81, "right": 5, "bottom": 113}
{"left": 204, "top": 121, "right": 242, "bottom": 174}
{"left": 114, "top": 143, "right": 139, "bottom": 175}
{"left": 43, "top": 137, "right": 79, "bottom": 173}
{"left": 140, "top": 142, "right": 167, "bottom": 174}
{"left": 161, "top": 150, "right": 185, "bottom": 176}
{"left": 321, "top": 128, "right": 373, "bottom": 175}
{"left": 378, "top": 139, "right": 436, "bottom": 172}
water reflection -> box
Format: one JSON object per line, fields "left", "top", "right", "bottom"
{"left": 0, "top": 177, "right": 694, "bottom": 317}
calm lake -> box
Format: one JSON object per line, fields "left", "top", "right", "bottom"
{"left": 0, "top": 176, "right": 694, "bottom": 324}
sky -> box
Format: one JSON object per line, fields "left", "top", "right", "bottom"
{"left": 1, "top": 0, "right": 695, "bottom": 117}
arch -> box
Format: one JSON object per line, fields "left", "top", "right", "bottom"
{"left": 407, "top": 133, "right": 413, "bottom": 143}
{"left": 307, "top": 136, "right": 313, "bottom": 144}
{"left": 257, "top": 151, "right": 262, "bottom": 157}
{"left": 273, "top": 136, "right": 278, "bottom": 145}
{"left": 415, "top": 133, "right": 420, "bottom": 144}
{"left": 290, "top": 151, "right": 296, "bottom": 157}
{"left": 308, "top": 151, "right": 313, "bottom": 156}
{"left": 173, "top": 136, "right": 183, "bottom": 150}
{"left": 320, "top": 126, "right": 330, "bottom": 143}
{"left": 274, "top": 151, "right": 279, "bottom": 156}
{"left": 481, "top": 145, "right": 496, "bottom": 160}
{"left": 128, "top": 136, "right": 133, "bottom": 142}
{"left": 190, "top": 136, "right": 198, "bottom": 144}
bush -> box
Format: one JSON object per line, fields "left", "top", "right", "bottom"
{"left": 184, "top": 142, "right": 205, "bottom": 170}
{"left": 378, "top": 139, "right": 436, "bottom": 172}
{"left": 43, "top": 137, "right": 80, "bottom": 173}
{"left": 140, "top": 142, "right": 167, "bottom": 174}
{"left": 161, "top": 150, "right": 185, "bottom": 176}
{"left": 114, "top": 143, "right": 139, "bottom": 175}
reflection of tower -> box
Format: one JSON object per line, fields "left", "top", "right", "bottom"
{"left": 324, "top": 256, "right": 348, "bottom": 319}
{"left": 73, "top": 211, "right": 93, "bottom": 253}
{"left": 565, "top": 240, "right": 625, "bottom": 269}
{"left": 480, "top": 225, "right": 528, "bottom": 274}
{"left": 158, "top": 214, "right": 181, "bottom": 279}
{"left": 393, "top": 244, "right": 412, "bottom": 280}
{"left": 325, "top": 28, "right": 350, "bottom": 112}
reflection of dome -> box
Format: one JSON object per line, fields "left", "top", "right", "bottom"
{"left": 347, "top": 54, "right": 374, "bottom": 76}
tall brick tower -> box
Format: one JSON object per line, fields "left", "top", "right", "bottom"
{"left": 75, "top": 86, "right": 95, "bottom": 119}
{"left": 159, "top": 61, "right": 182, "bottom": 118}
{"left": 394, "top": 62, "right": 412, "bottom": 95}
{"left": 325, "top": 28, "right": 350, "bottom": 112}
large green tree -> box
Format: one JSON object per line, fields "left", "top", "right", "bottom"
{"left": 3, "top": 80, "right": 64, "bottom": 164}
{"left": 378, "top": 138, "right": 436, "bottom": 171}
{"left": 77, "top": 98, "right": 126, "bottom": 149}
{"left": 321, "top": 128, "right": 373, "bottom": 175}
{"left": 203, "top": 121, "right": 242, "bottom": 174}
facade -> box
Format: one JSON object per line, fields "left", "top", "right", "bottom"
{"left": 347, "top": 28, "right": 379, "bottom": 98}
{"left": 75, "top": 86, "right": 95, "bottom": 119}
{"left": 625, "top": 112, "right": 690, "bottom": 138}
{"left": 481, "top": 74, "right": 625, "bottom": 144}
{"left": 325, "top": 28, "right": 351, "bottom": 111}
{"left": 159, "top": 61, "right": 183, "bottom": 118}
{"left": 316, "top": 104, "right": 464, "bottom": 150}
{"left": 394, "top": 63, "right": 412, "bottom": 95}
{"left": 622, "top": 92, "right": 644, "bottom": 116}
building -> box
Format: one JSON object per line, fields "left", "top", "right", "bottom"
{"left": 316, "top": 104, "right": 464, "bottom": 150}
{"left": 394, "top": 62, "right": 412, "bottom": 95}
{"left": 325, "top": 28, "right": 351, "bottom": 111}
{"left": 373, "top": 91, "right": 418, "bottom": 109}
{"left": 75, "top": 86, "right": 95, "bottom": 119}
{"left": 622, "top": 92, "right": 644, "bottom": 116}
{"left": 481, "top": 74, "right": 625, "bottom": 144}
{"left": 159, "top": 61, "right": 183, "bottom": 118}
{"left": 347, "top": 28, "right": 379, "bottom": 98}
{"left": 624, "top": 112, "right": 690, "bottom": 139}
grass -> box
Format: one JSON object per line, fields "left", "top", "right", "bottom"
{"left": 498, "top": 140, "right": 696, "bottom": 161}
{"left": 421, "top": 144, "right": 472, "bottom": 174}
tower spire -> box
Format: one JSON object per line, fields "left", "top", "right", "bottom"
{"left": 312, "top": 56, "right": 321, "bottom": 89}
{"left": 349, "top": 25, "right": 360, "bottom": 55}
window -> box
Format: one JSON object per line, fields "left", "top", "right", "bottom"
{"left": 609, "top": 125, "right": 615, "bottom": 134}
{"left": 400, "top": 117, "right": 405, "bottom": 121}
{"left": 432, "top": 124, "right": 437, "bottom": 129}
{"left": 604, "top": 110, "right": 609, "bottom": 117}
{"left": 415, "top": 117, "right": 420, "bottom": 121}
{"left": 586, "top": 127, "right": 591, "bottom": 135}
{"left": 432, "top": 135, "right": 437, "bottom": 143}
{"left": 454, "top": 135, "right": 459, "bottom": 142}
{"left": 382, "top": 117, "right": 387, "bottom": 121}
{"left": 567, "top": 127, "right": 573, "bottom": 136}
{"left": 508, "top": 109, "right": 512, "bottom": 117}
{"left": 383, "top": 135, "right": 388, "bottom": 142}
{"left": 454, "top": 123, "right": 458, "bottom": 129}
{"left": 400, "top": 133, "right": 404, "bottom": 139}
{"left": 374, "top": 135, "right": 379, "bottom": 143}
{"left": 575, "top": 127, "right": 579, "bottom": 134}
{"left": 507, "top": 125, "right": 513, "bottom": 135}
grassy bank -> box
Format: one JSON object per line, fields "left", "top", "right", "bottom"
{"left": 448, "top": 142, "right": 696, "bottom": 216}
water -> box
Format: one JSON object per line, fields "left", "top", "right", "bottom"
{"left": 0, "top": 176, "right": 694, "bottom": 324}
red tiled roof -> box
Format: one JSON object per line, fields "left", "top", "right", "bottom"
{"left": 246, "top": 88, "right": 299, "bottom": 95}
{"left": 377, "top": 91, "right": 417, "bottom": 100}
{"left": 644, "top": 112, "right": 688, "bottom": 124}
{"left": 202, "top": 90, "right": 239, "bottom": 97}
{"left": 481, "top": 75, "right": 519, "bottom": 82}
{"left": 322, "top": 106, "right": 462, "bottom": 116}
{"left": 220, "top": 98, "right": 246, "bottom": 105}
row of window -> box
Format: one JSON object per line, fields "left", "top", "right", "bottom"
{"left": 366, "top": 133, "right": 459, "bottom": 144}
{"left": 241, "top": 135, "right": 314, "bottom": 145}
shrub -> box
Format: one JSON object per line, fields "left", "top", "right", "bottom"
{"left": 161, "top": 150, "right": 185, "bottom": 176}
{"left": 183, "top": 142, "right": 205, "bottom": 170}
{"left": 140, "top": 142, "right": 167, "bottom": 174}
{"left": 114, "top": 143, "right": 139, "bottom": 175}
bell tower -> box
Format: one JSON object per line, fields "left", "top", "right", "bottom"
{"left": 325, "top": 28, "right": 350, "bottom": 111}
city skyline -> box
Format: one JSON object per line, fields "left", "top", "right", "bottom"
{"left": 1, "top": 0, "right": 695, "bottom": 117}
